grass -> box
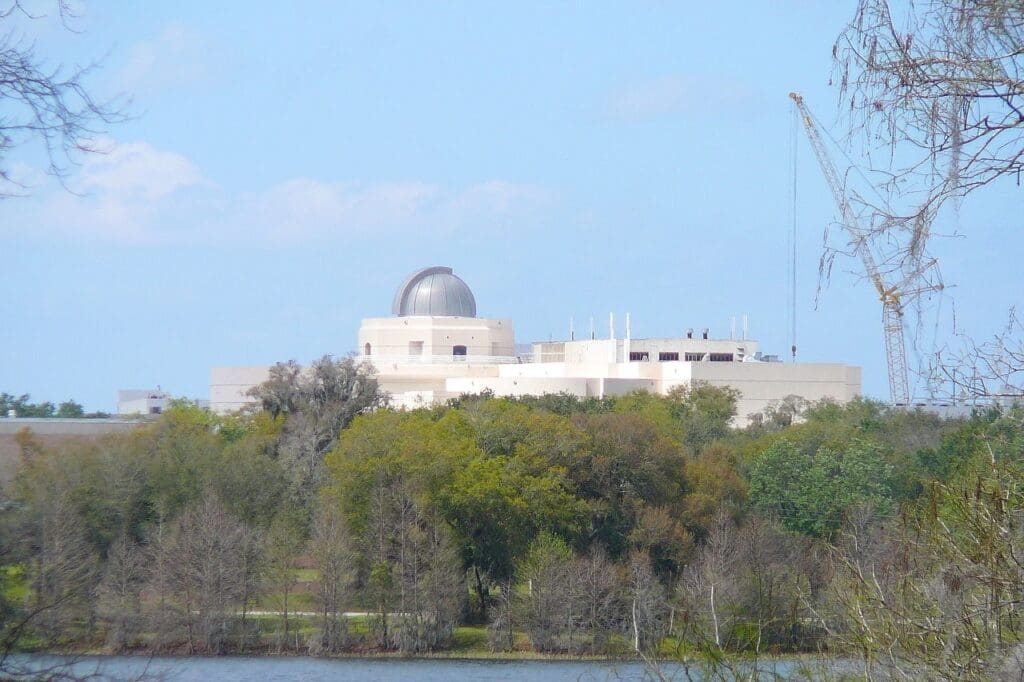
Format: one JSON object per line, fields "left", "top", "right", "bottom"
{"left": 449, "top": 626, "right": 488, "bottom": 653}
{"left": 292, "top": 568, "right": 318, "bottom": 582}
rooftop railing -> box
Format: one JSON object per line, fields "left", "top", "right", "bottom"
{"left": 359, "top": 354, "right": 527, "bottom": 366}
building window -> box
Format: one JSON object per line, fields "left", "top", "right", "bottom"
{"left": 709, "top": 353, "right": 734, "bottom": 362}
{"left": 685, "top": 352, "right": 705, "bottom": 362}
{"left": 658, "top": 352, "right": 679, "bottom": 361}
{"left": 409, "top": 341, "right": 423, "bottom": 355}
{"left": 453, "top": 345, "right": 467, "bottom": 360}
{"left": 364, "top": 343, "right": 371, "bottom": 356}
{"left": 149, "top": 407, "right": 162, "bottom": 415}
{"left": 629, "top": 351, "right": 649, "bottom": 361}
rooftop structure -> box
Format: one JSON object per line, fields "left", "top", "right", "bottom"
{"left": 117, "top": 388, "right": 170, "bottom": 415}
{"left": 392, "top": 266, "right": 477, "bottom": 317}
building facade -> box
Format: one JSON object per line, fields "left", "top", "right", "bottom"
{"left": 210, "top": 265, "right": 861, "bottom": 424}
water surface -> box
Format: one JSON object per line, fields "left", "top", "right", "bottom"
{"left": 7, "top": 653, "right": 827, "bottom": 681}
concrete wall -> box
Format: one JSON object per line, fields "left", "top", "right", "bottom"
{"left": 358, "top": 316, "right": 515, "bottom": 360}
{"left": 447, "top": 376, "right": 593, "bottom": 399}
{"left": 117, "top": 389, "right": 169, "bottom": 415}
{"left": 537, "top": 337, "right": 761, "bottom": 364}
{"left": 209, "top": 366, "right": 270, "bottom": 413}
{"left": 689, "top": 361, "right": 862, "bottom": 423}
{"left": 448, "top": 356, "right": 860, "bottom": 426}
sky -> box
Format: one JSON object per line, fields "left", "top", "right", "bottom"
{"left": 1, "top": 1, "right": 1020, "bottom": 413}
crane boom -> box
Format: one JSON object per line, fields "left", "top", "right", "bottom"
{"left": 789, "top": 91, "right": 911, "bottom": 405}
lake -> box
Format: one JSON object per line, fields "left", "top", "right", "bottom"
{"left": 3, "top": 654, "right": 831, "bottom": 681}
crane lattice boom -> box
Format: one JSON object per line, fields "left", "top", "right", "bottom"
{"left": 789, "top": 91, "right": 912, "bottom": 405}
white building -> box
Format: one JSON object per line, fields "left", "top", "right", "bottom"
{"left": 210, "top": 266, "right": 861, "bottom": 424}
{"left": 117, "top": 389, "right": 210, "bottom": 415}
{"left": 117, "top": 388, "right": 170, "bottom": 416}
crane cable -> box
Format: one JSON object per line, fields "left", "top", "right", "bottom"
{"left": 790, "top": 101, "right": 798, "bottom": 362}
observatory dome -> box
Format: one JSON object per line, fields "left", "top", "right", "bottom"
{"left": 391, "top": 266, "right": 477, "bottom": 317}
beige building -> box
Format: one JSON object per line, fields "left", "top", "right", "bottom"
{"left": 210, "top": 265, "right": 861, "bottom": 424}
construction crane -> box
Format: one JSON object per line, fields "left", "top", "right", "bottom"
{"left": 789, "top": 92, "right": 939, "bottom": 405}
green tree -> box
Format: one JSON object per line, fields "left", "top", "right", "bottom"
{"left": 749, "top": 439, "right": 895, "bottom": 538}
{"left": 55, "top": 401, "right": 83, "bottom": 418}
{"left": 329, "top": 408, "right": 584, "bottom": 622}
{"left": 0, "top": 393, "right": 54, "bottom": 418}
{"left": 570, "top": 411, "right": 689, "bottom": 571}
{"left": 667, "top": 383, "right": 739, "bottom": 452}
{"left": 327, "top": 411, "right": 469, "bottom": 648}
{"left": 513, "top": 532, "right": 575, "bottom": 652}
{"left": 439, "top": 454, "right": 585, "bottom": 619}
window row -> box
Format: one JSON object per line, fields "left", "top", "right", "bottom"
{"left": 627, "top": 351, "right": 735, "bottom": 362}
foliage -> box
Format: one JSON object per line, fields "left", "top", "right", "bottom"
{"left": 513, "top": 532, "right": 575, "bottom": 652}
{"left": 749, "top": 438, "right": 895, "bottom": 538}
{"left": 249, "top": 355, "right": 387, "bottom": 502}
{"left": 0, "top": 393, "right": 85, "bottom": 418}
{"left": 2, "top": 385, "right": 1015, "bottom": 662}
{"left": 827, "top": 410, "right": 1024, "bottom": 679}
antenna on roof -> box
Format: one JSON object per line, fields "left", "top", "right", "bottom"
{"left": 625, "top": 312, "right": 631, "bottom": 362}
{"left": 569, "top": 317, "right": 575, "bottom": 341}
{"left": 609, "top": 312, "right": 615, "bottom": 340}
{"left": 590, "top": 317, "right": 595, "bottom": 340}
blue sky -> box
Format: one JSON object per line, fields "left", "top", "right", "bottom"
{"left": 1, "top": 1, "right": 1020, "bottom": 412}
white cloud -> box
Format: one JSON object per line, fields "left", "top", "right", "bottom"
{"left": 603, "top": 74, "right": 755, "bottom": 121}
{"left": 116, "top": 24, "right": 210, "bottom": 92}
{"left": 3, "top": 141, "right": 552, "bottom": 246}
{"left": 244, "top": 179, "right": 442, "bottom": 239}
{"left": 73, "top": 140, "right": 205, "bottom": 201}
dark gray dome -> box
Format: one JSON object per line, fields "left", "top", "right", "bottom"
{"left": 391, "top": 266, "right": 477, "bottom": 317}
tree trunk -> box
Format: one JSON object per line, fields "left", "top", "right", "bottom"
{"left": 474, "top": 565, "right": 487, "bottom": 620}
{"left": 710, "top": 583, "right": 720, "bottom": 647}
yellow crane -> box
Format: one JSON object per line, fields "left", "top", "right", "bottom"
{"left": 789, "top": 92, "right": 940, "bottom": 405}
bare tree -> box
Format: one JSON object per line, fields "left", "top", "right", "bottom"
{"left": 831, "top": 1, "right": 1023, "bottom": 402}
{"left": 928, "top": 307, "right": 1024, "bottom": 402}
{"left": 0, "top": 508, "right": 97, "bottom": 680}
{"left": 571, "top": 545, "right": 622, "bottom": 655}
{"left": 826, "top": 449, "right": 1024, "bottom": 682}
{"left": 157, "top": 495, "right": 260, "bottom": 654}
{"left": 513, "top": 532, "right": 574, "bottom": 653}
{"left": 835, "top": 0, "right": 1023, "bottom": 230}
{"left": 15, "top": 474, "right": 100, "bottom": 648}
{"left": 351, "top": 474, "right": 464, "bottom": 653}
{"left": 0, "top": 0, "right": 127, "bottom": 193}
{"left": 678, "top": 512, "right": 742, "bottom": 651}
{"left": 624, "top": 550, "right": 666, "bottom": 655}
{"left": 486, "top": 577, "right": 514, "bottom": 652}
{"left": 309, "top": 502, "right": 352, "bottom": 654}
{"left": 96, "top": 534, "right": 148, "bottom": 652}
{"left": 390, "top": 505, "right": 464, "bottom": 653}
{"left": 144, "top": 512, "right": 180, "bottom": 651}
{"left": 263, "top": 512, "right": 305, "bottom": 652}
